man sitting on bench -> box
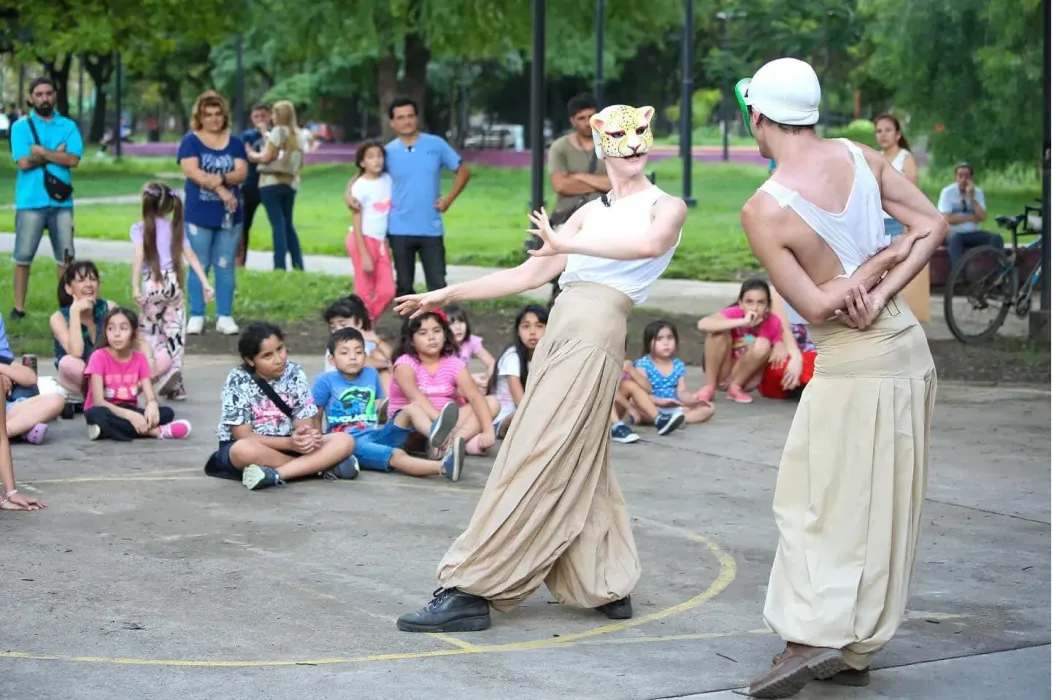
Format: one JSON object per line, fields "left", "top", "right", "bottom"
{"left": 938, "top": 162, "right": 1004, "bottom": 267}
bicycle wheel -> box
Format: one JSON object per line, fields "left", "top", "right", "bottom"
{"left": 943, "top": 245, "right": 1018, "bottom": 344}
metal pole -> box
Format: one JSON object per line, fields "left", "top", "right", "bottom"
{"left": 1039, "top": 0, "right": 1050, "bottom": 322}
{"left": 679, "top": 0, "right": 696, "bottom": 207}
{"left": 114, "top": 53, "right": 122, "bottom": 159}
{"left": 235, "top": 33, "right": 245, "bottom": 131}
{"left": 595, "top": 0, "right": 605, "bottom": 106}
{"left": 77, "top": 56, "right": 84, "bottom": 126}
{"left": 530, "top": 0, "right": 546, "bottom": 213}
{"left": 722, "top": 15, "right": 730, "bottom": 163}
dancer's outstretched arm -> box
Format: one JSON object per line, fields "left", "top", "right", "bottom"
{"left": 394, "top": 254, "right": 567, "bottom": 317}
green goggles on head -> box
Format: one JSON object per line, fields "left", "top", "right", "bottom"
{"left": 734, "top": 78, "right": 753, "bottom": 136}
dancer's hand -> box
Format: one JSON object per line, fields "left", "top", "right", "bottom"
{"left": 526, "top": 208, "right": 565, "bottom": 257}
{"left": 835, "top": 286, "right": 885, "bottom": 330}
{"left": 393, "top": 288, "right": 452, "bottom": 318}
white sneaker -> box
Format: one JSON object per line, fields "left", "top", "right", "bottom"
{"left": 87, "top": 424, "right": 101, "bottom": 441}
{"left": 187, "top": 316, "right": 205, "bottom": 335}
{"left": 216, "top": 316, "right": 239, "bottom": 335}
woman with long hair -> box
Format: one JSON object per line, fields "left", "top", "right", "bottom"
{"left": 392, "top": 104, "right": 686, "bottom": 633}
{"left": 249, "top": 100, "right": 306, "bottom": 271}
{"left": 177, "top": 90, "right": 248, "bottom": 336}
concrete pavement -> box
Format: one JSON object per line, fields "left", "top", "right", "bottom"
{"left": 0, "top": 233, "right": 1032, "bottom": 341}
{"left": 2, "top": 359, "right": 1048, "bottom": 699}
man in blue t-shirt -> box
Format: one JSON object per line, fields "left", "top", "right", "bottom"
{"left": 237, "top": 103, "right": 271, "bottom": 266}
{"left": 371, "top": 97, "right": 471, "bottom": 298}
{"left": 9, "top": 77, "right": 83, "bottom": 321}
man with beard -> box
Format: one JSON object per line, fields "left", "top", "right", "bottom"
{"left": 10, "top": 77, "right": 83, "bottom": 320}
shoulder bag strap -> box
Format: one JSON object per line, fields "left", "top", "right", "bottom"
{"left": 250, "top": 372, "right": 294, "bottom": 418}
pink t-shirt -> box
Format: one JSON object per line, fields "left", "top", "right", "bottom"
{"left": 129, "top": 218, "right": 190, "bottom": 273}
{"left": 455, "top": 335, "right": 484, "bottom": 365}
{"left": 83, "top": 348, "right": 151, "bottom": 410}
{"left": 721, "top": 305, "right": 783, "bottom": 357}
{"left": 387, "top": 354, "right": 466, "bottom": 414}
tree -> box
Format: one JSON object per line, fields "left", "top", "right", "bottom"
{"left": 860, "top": 0, "right": 1044, "bottom": 169}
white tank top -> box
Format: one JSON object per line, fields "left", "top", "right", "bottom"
{"left": 559, "top": 185, "right": 680, "bottom": 305}
{"left": 757, "top": 139, "right": 889, "bottom": 325}
{"left": 881, "top": 149, "right": 910, "bottom": 219}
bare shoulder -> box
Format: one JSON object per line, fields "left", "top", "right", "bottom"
{"left": 654, "top": 193, "right": 687, "bottom": 221}
{"left": 849, "top": 140, "right": 888, "bottom": 175}
{"left": 741, "top": 190, "right": 790, "bottom": 231}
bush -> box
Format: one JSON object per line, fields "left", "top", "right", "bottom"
{"left": 825, "top": 119, "right": 878, "bottom": 149}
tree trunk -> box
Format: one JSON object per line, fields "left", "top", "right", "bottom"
{"left": 401, "top": 31, "right": 430, "bottom": 128}
{"left": 39, "top": 54, "right": 73, "bottom": 117}
{"left": 83, "top": 53, "right": 114, "bottom": 143}
{"left": 376, "top": 52, "right": 399, "bottom": 141}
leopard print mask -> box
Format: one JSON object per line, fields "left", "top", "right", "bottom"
{"left": 589, "top": 105, "right": 655, "bottom": 160}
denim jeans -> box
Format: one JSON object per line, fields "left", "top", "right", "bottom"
{"left": 948, "top": 230, "right": 1005, "bottom": 268}
{"left": 260, "top": 184, "right": 303, "bottom": 271}
{"left": 13, "top": 206, "right": 75, "bottom": 265}
{"left": 185, "top": 222, "right": 239, "bottom": 317}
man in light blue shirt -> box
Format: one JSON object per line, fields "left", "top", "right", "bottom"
{"left": 383, "top": 97, "right": 471, "bottom": 298}
{"left": 9, "top": 77, "right": 83, "bottom": 320}
{"left": 937, "top": 162, "right": 1003, "bottom": 267}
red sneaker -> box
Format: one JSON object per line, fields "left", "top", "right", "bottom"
{"left": 695, "top": 384, "right": 717, "bottom": 402}
{"left": 726, "top": 386, "right": 754, "bottom": 404}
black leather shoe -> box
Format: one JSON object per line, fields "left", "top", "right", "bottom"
{"left": 596, "top": 596, "right": 633, "bottom": 620}
{"left": 396, "top": 588, "right": 491, "bottom": 632}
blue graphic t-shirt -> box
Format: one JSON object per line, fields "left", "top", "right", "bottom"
{"left": 312, "top": 367, "right": 385, "bottom": 434}
{"left": 633, "top": 356, "right": 686, "bottom": 400}
{"left": 176, "top": 132, "right": 248, "bottom": 228}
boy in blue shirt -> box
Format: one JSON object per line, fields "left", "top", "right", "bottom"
{"left": 312, "top": 327, "right": 465, "bottom": 480}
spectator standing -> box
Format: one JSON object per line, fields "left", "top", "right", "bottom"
{"left": 545, "top": 93, "right": 611, "bottom": 304}
{"left": 360, "top": 97, "right": 471, "bottom": 299}
{"left": 237, "top": 103, "right": 271, "bottom": 266}
{"left": 177, "top": 91, "right": 248, "bottom": 336}
{"left": 9, "top": 77, "right": 83, "bottom": 320}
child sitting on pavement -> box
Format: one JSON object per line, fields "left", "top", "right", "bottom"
{"left": 205, "top": 321, "right": 358, "bottom": 491}
{"left": 322, "top": 295, "right": 393, "bottom": 393}
{"left": 312, "top": 327, "right": 465, "bottom": 480}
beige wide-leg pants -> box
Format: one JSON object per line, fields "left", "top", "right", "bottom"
{"left": 763, "top": 297, "right": 937, "bottom": 670}
{"left": 437, "top": 282, "right": 642, "bottom": 612}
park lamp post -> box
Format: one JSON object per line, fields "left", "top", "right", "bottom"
{"left": 595, "top": 0, "right": 605, "bottom": 106}
{"left": 679, "top": 0, "right": 696, "bottom": 207}
{"left": 716, "top": 9, "right": 746, "bottom": 163}
{"left": 530, "top": 0, "right": 546, "bottom": 215}
{"left": 1034, "top": 0, "right": 1050, "bottom": 343}
{"left": 114, "top": 52, "right": 122, "bottom": 159}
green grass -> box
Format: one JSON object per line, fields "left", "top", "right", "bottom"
{"left": 0, "top": 157, "right": 185, "bottom": 205}
{"left": 0, "top": 254, "right": 528, "bottom": 356}
{"left": 0, "top": 157, "right": 1040, "bottom": 282}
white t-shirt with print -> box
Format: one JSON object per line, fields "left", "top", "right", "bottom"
{"left": 350, "top": 174, "right": 393, "bottom": 241}
{"left": 493, "top": 347, "right": 525, "bottom": 417}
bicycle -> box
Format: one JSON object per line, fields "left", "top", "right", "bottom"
{"left": 943, "top": 200, "right": 1044, "bottom": 344}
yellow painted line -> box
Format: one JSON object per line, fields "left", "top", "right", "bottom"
{"left": 0, "top": 517, "right": 736, "bottom": 667}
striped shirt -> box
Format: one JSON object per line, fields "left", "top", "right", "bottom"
{"left": 387, "top": 353, "right": 466, "bottom": 414}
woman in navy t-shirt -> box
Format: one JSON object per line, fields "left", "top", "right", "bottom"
{"left": 177, "top": 90, "right": 248, "bottom": 337}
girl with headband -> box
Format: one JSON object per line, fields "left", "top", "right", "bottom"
{"left": 392, "top": 104, "right": 685, "bottom": 633}
{"left": 129, "top": 181, "right": 214, "bottom": 400}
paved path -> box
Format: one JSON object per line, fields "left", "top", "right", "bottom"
{"left": 3, "top": 360, "right": 1048, "bottom": 699}
{"left": 1, "top": 232, "right": 1032, "bottom": 340}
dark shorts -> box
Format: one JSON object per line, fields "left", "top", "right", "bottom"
{"left": 204, "top": 439, "right": 299, "bottom": 480}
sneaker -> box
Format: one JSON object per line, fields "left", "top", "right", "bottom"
{"left": 86, "top": 423, "right": 102, "bottom": 441}
{"left": 696, "top": 384, "right": 717, "bottom": 403}
{"left": 242, "top": 464, "right": 284, "bottom": 490}
{"left": 166, "top": 385, "right": 188, "bottom": 401}
{"left": 157, "top": 420, "right": 192, "bottom": 440}
{"left": 187, "top": 316, "right": 205, "bottom": 335}
{"left": 442, "top": 436, "right": 466, "bottom": 481}
{"left": 156, "top": 370, "right": 182, "bottom": 397}
{"left": 610, "top": 422, "right": 640, "bottom": 444}
{"left": 324, "top": 455, "right": 360, "bottom": 480}
{"left": 726, "top": 386, "right": 754, "bottom": 404}
{"left": 23, "top": 423, "right": 48, "bottom": 445}
{"left": 655, "top": 408, "right": 686, "bottom": 436}
{"left": 429, "top": 402, "right": 459, "bottom": 449}
{"left": 9, "top": 308, "right": 25, "bottom": 321}
{"left": 216, "top": 316, "right": 239, "bottom": 335}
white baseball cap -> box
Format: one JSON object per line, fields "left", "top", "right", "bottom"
{"left": 735, "top": 58, "right": 821, "bottom": 127}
